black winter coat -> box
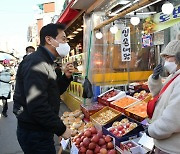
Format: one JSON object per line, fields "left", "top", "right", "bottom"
{"left": 13, "top": 46, "right": 72, "bottom": 136}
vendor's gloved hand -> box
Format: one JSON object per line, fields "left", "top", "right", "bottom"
{"left": 152, "top": 64, "right": 163, "bottom": 80}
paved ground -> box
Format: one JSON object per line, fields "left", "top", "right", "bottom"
{"left": 0, "top": 99, "right": 70, "bottom": 154}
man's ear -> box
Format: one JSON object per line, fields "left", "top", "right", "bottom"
{"left": 45, "top": 36, "right": 52, "bottom": 45}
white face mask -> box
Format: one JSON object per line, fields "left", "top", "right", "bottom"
{"left": 164, "top": 61, "right": 177, "bottom": 74}
{"left": 53, "top": 39, "right": 70, "bottom": 57}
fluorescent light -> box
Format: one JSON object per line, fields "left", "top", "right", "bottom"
{"left": 135, "top": 0, "right": 162, "bottom": 12}
{"left": 77, "top": 28, "right": 83, "bottom": 31}
{"left": 119, "top": 0, "right": 130, "bottom": 5}
{"left": 127, "top": 11, "right": 157, "bottom": 15}
{"left": 67, "top": 35, "right": 76, "bottom": 38}
{"left": 73, "top": 31, "right": 79, "bottom": 34}
{"left": 113, "top": 2, "right": 132, "bottom": 14}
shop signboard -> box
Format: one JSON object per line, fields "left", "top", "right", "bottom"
{"left": 153, "top": 4, "right": 180, "bottom": 32}
{"left": 121, "top": 27, "right": 131, "bottom": 61}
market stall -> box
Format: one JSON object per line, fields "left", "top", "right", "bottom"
{"left": 57, "top": 0, "right": 180, "bottom": 153}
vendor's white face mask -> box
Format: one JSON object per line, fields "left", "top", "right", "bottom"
{"left": 164, "top": 61, "right": 177, "bottom": 74}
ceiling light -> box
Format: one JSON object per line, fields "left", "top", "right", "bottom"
{"left": 130, "top": 12, "right": 140, "bottom": 26}
{"left": 73, "top": 31, "right": 79, "bottom": 34}
{"left": 81, "top": 25, "right": 84, "bottom": 27}
{"left": 95, "top": 30, "right": 103, "bottom": 39}
{"left": 162, "top": 1, "right": 174, "bottom": 15}
{"left": 70, "top": 38, "right": 74, "bottom": 40}
{"left": 110, "top": 22, "right": 118, "bottom": 34}
{"left": 77, "top": 28, "right": 83, "bottom": 31}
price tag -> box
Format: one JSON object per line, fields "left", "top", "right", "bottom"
{"left": 70, "top": 143, "right": 79, "bottom": 154}
{"left": 138, "top": 133, "right": 154, "bottom": 150}
{"left": 61, "top": 138, "right": 70, "bottom": 150}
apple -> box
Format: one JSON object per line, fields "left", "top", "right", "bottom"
{"left": 79, "top": 146, "right": 86, "bottom": 153}
{"left": 126, "top": 142, "right": 135, "bottom": 148}
{"left": 76, "top": 138, "right": 81, "bottom": 145}
{"left": 100, "top": 148, "right": 108, "bottom": 154}
{"left": 108, "top": 149, "right": 117, "bottom": 154}
{"left": 107, "top": 142, "right": 114, "bottom": 149}
{"left": 117, "top": 133, "right": 122, "bottom": 138}
{"left": 89, "top": 127, "right": 97, "bottom": 134}
{"left": 126, "top": 123, "right": 130, "bottom": 128}
{"left": 109, "top": 128, "right": 115, "bottom": 133}
{"left": 91, "top": 135, "right": 100, "bottom": 143}
{"left": 117, "top": 125, "right": 124, "bottom": 131}
{"left": 105, "top": 136, "right": 112, "bottom": 143}
{"left": 99, "top": 138, "right": 105, "bottom": 146}
{"left": 83, "top": 137, "right": 90, "bottom": 147}
{"left": 113, "top": 130, "right": 119, "bottom": 136}
{"left": 94, "top": 145, "right": 101, "bottom": 153}
{"left": 84, "top": 130, "right": 92, "bottom": 138}
{"left": 121, "top": 129, "right": 125, "bottom": 135}
{"left": 89, "top": 142, "right": 96, "bottom": 150}
{"left": 86, "top": 149, "right": 94, "bottom": 154}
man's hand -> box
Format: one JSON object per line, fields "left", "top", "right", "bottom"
{"left": 62, "top": 128, "right": 72, "bottom": 139}
{"left": 63, "top": 62, "right": 74, "bottom": 79}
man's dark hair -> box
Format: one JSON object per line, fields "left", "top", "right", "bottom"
{"left": 40, "top": 23, "right": 66, "bottom": 46}
{"left": 26, "top": 46, "right": 35, "bottom": 52}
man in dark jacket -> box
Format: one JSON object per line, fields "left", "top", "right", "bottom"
{"left": 13, "top": 23, "right": 74, "bottom": 154}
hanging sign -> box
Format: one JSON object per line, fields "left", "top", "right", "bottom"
{"left": 121, "top": 27, "right": 131, "bottom": 61}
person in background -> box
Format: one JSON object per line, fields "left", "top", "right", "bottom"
{"left": 13, "top": 23, "right": 74, "bottom": 154}
{"left": 23, "top": 46, "right": 35, "bottom": 59}
{"left": 0, "top": 60, "right": 14, "bottom": 117}
{"left": 147, "top": 40, "right": 180, "bottom": 154}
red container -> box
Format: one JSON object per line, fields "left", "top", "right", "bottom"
{"left": 80, "top": 103, "right": 105, "bottom": 120}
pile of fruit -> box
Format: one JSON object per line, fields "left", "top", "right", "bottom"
{"left": 73, "top": 127, "right": 117, "bottom": 154}
{"left": 108, "top": 118, "right": 137, "bottom": 138}
{"left": 133, "top": 90, "right": 149, "bottom": 100}
{"left": 61, "top": 110, "right": 93, "bottom": 136}
{"left": 120, "top": 141, "right": 137, "bottom": 151}
{"left": 100, "top": 90, "right": 118, "bottom": 100}
{"left": 93, "top": 109, "right": 119, "bottom": 125}
{"left": 126, "top": 101, "right": 147, "bottom": 118}
{"left": 112, "top": 97, "right": 137, "bottom": 108}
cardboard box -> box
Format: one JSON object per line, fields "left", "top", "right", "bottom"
{"left": 90, "top": 106, "right": 121, "bottom": 131}
{"left": 102, "top": 115, "right": 144, "bottom": 146}
{"left": 110, "top": 96, "right": 140, "bottom": 113}
{"left": 97, "top": 88, "right": 124, "bottom": 106}
{"left": 125, "top": 101, "right": 148, "bottom": 122}
{"left": 80, "top": 103, "right": 105, "bottom": 120}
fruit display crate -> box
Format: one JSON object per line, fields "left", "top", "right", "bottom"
{"left": 102, "top": 115, "right": 144, "bottom": 146}
{"left": 124, "top": 101, "right": 148, "bottom": 122}
{"left": 90, "top": 106, "right": 121, "bottom": 131}
{"left": 80, "top": 103, "right": 105, "bottom": 120}
{"left": 110, "top": 96, "right": 140, "bottom": 113}
{"left": 97, "top": 88, "right": 123, "bottom": 106}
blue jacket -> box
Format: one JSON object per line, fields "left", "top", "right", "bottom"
{"left": 0, "top": 70, "right": 11, "bottom": 98}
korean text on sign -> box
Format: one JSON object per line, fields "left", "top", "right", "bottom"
{"left": 121, "top": 27, "right": 131, "bottom": 61}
